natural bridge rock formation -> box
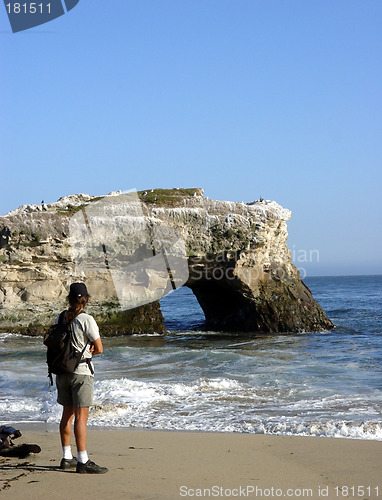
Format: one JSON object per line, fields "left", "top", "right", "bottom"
{"left": 0, "top": 188, "right": 333, "bottom": 335}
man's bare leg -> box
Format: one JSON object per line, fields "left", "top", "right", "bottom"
{"left": 59, "top": 406, "right": 75, "bottom": 447}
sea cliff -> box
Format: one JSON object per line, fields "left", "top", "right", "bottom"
{"left": 0, "top": 188, "right": 333, "bottom": 335}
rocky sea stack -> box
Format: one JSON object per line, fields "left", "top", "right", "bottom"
{"left": 0, "top": 188, "right": 333, "bottom": 336}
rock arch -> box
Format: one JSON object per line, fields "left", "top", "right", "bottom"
{"left": 0, "top": 189, "right": 333, "bottom": 335}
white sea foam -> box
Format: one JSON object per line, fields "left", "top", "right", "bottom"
{"left": 82, "top": 378, "right": 382, "bottom": 440}
{"left": 130, "top": 333, "right": 163, "bottom": 337}
{"left": 1, "top": 375, "right": 381, "bottom": 440}
{"left": 0, "top": 332, "right": 23, "bottom": 340}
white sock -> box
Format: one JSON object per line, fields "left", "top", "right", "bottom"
{"left": 62, "top": 446, "right": 73, "bottom": 460}
{"left": 77, "top": 450, "right": 89, "bottom": 464}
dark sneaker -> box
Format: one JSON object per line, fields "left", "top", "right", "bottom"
{"left": 60, "top": 457, "right": 77, "bottom": 470}
{"left": 76, "top": 460, "right": 108, "bottom": 474}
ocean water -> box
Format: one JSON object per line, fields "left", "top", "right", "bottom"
{"left": 1, "top": 275, "right": 381, "bottom": 440}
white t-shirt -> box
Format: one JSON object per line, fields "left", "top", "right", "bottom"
{"left": 55, "top": 311, "right": 100, "bottom": 376}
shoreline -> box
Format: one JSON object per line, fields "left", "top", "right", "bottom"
{"left": 1, "top": 429, "right": 381, "bottom": 499}
{"left": 7, "top": 420, "right": 382, "bottom": 441}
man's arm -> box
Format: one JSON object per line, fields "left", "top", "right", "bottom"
{"left": 90, "top": 337, "right": 103, "bottom": 355}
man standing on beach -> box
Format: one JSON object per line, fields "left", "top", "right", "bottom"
{"left": 56, "top": 282, "right": 108, "bottom": 474}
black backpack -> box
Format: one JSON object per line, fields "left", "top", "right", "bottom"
{"left": 43, "top": 310, "right": 91, "bottom": 385}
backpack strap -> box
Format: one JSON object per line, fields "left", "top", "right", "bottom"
{"left": 77, "top": 358, "right": 95, "bottom": 375}
{"left": 69, "top": 319, "right": 95, "bottom": 376}
{"left": 58, "top": 310, "right": 67, "bottom": 324}
{"left": 71, "top": 335, "right": 90, "bottom": 370}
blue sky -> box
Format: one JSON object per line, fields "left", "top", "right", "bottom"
{"left": 1, "top": 1, "right": 381, "bottom": 276}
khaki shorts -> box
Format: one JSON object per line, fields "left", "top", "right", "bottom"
{"left": 56, "top": 373, "right": 94, "bottom": 408}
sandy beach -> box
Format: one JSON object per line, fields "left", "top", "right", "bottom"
{"left": 0, "top": 428, "right": 381, "bottom": 500}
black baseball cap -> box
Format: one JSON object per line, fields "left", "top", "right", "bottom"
{"left": 69, "top": 282, "right": 88, "bottom": 298}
